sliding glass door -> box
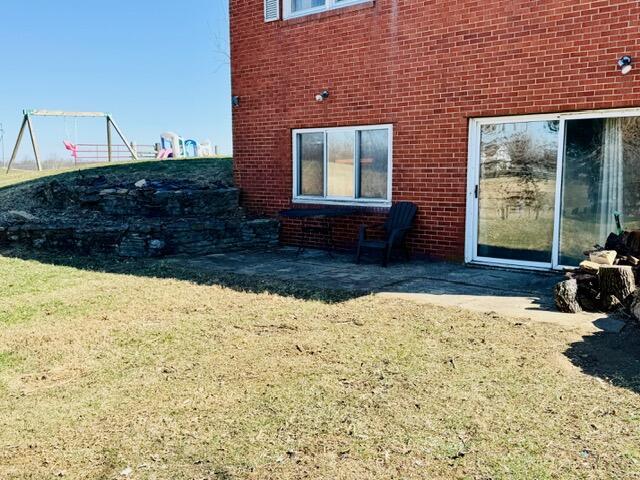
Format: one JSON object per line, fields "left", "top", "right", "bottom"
{"left": 467, "top": 109, "right": 640, "bottom": 269}
{"left": 477, "top": 121, "right": 559, "bottom": 264}
{"left": 559, "top": 117, "right": 640, "bottom": 265}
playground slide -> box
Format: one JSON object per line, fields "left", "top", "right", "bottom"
{"left": 156, "top": 148, "right": 172, "bottom": 160}
{"left": 161, "top": 132, "right": 184, "bottom": 159}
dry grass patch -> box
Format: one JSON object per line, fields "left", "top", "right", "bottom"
{"left": 0, "top": 253, "right": 639, "bottom": 479}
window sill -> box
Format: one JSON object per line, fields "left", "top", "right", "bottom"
{"left": 292, "top": 197, "right": 391, "bottom": 209}
{"left": 282, "top": 1, "right": 375, "bottom": 25}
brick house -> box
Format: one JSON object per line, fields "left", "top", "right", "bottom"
{"left": 230, "top": 0, "right": 640, "bottom": 270}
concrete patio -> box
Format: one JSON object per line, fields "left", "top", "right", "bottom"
{"left": 168, "top": 247, "right": 625, "bottom": 333}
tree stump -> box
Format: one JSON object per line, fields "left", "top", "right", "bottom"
{"left": 554, "top": 279, "right": 582, "bottom": 313}
{"left": 598, "top": 265, "right": 636, "bottom": 306}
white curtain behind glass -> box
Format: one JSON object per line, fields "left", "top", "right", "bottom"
{"left": 598, "top": 117, "right": 624, "bottom": 241}
{"left": 293, "top": 0, "right": 325, "bottom": 11}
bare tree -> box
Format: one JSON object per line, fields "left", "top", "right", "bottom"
{"left": 209, "top": 1, "right": 231, "bottom": 74}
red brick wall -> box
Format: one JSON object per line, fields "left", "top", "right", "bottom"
{"left": 230, "top": 0, "right": 640, "bottom": 260}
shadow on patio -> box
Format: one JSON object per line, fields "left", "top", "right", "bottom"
{"left": 167, "top": 247, "right": 618, "bottom": 329}
{"left": 1, "top": 245, "right": 616, "bottom": 331}
{"left": 0, "top": 247, "right": 361, "bottom": 304}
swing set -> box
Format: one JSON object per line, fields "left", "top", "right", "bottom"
{"left": 7, "top": 110, "right": 138, "bottom": 172}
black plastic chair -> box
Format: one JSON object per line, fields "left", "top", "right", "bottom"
{"left": 355, "top": 202, "right": 418, "bottom": 267}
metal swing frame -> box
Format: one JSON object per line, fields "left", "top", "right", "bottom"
{"left": 7, "top": 110, "right": 138, "bottom": 172}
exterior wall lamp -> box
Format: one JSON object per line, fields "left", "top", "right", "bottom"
{"left": 232, "top": 96, "right": 241, "bottom": 107}
{"left": 618, "top": 56, "right": 633, "bottom": 75}
{"left": 315, "top": 90, "right": 330, "bottom": 102}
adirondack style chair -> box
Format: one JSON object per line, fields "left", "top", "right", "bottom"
{"left": 355, "top": 202, "right": 418, "bottom": 267}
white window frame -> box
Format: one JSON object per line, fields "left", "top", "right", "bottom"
{"left": 283, "top": 0, "right": 370, "bottom": 19}
{"left": 465, "top": 106, "right": 640, "bottom": 271}
{"left": 292, "top": 124, "right": 393, "bottom": 207}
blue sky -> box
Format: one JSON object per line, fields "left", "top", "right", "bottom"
{"left": 0, "top": 0, "right": 231, "bottom": 165}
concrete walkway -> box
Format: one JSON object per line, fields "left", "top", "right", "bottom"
{"left": 168, "top": 247, "right": 625, "bottom": 333}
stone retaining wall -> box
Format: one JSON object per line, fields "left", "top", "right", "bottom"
{"left": 0, "top": 218, "right": 279, "bottom": 258}
{"left": 0, "top": 176, "right": 280, "bottom": 257}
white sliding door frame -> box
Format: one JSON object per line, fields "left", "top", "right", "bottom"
{"left": 466, "top": 107, "right": 640, "bottom": 271}
{"left": 550, "top": 119, "right": 567, "bottom": 271}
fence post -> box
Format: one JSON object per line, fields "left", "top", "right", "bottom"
{"left": 106, "top": 116, "right": 113, "bottom": 163}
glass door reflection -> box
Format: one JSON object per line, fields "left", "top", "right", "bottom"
{"left": 477, "top": 121, "right": 560, "bottom": 264}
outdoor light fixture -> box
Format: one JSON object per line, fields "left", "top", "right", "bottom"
{"left": 618, "top": 56, "right": 633, "bottom": 75}
{"left": 232, "top": 95, "right": 240, "bottom": 107}
{"left": 315, "top": 90, "right": 330, "bottom": 102}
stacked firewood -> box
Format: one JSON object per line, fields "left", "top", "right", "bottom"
{"left": 555, "top": 231, "right": 640, "bottom": 317}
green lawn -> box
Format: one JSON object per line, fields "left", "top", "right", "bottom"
{"left": 0, "top": 251, "right": 639, "bottom": 479}
{"left": 1, "top": 164, "right": 640, "bottom": 479}
{"left": 1, "top": 157, "right": 233, "bottom": 186}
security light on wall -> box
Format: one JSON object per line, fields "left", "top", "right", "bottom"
{"left": 315, "top": 90, "right": 330, "bottom": 102}
{"left": 618, "top": 56, "right": 633, "bottom": 75}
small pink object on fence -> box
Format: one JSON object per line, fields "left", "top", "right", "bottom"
{"left": 63, "top": 140, "right": 79, "bottom": 159}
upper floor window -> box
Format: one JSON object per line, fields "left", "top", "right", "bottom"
{"left": 283, "top": 0, "right": 370, "bottom": 19}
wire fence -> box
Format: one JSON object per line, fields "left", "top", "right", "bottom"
{"left": 4, "top": 143, "right": 159, "bottom": 171}
{"left": 74, "top": 143, "right": 157, "bottom": 162}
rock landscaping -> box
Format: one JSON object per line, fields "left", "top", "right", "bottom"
{"left": 0, "top": 172, "right": 279, "bottom": 258}
{"left": 555, "top": 231, "right": 640, "bottom": 322}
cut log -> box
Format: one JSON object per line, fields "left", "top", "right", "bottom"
{"left": 576, "top": 285, "right": 601, "bottom": 312}
{"left": 629, "top": 256, "right": 640, "bottom": 267}
{"left": 579, "top": 261, "right": 601, "bottom": 274}
{"left": 605, "top": 232, "right": 621, "bottom": 250}
{"left": 554, "top": 279, "right": 582, "bottom": 313}
{"left": 630, "top": 290, "right": 640, "bottom": 323}
{"left": 574, "top": 273, "right": 598, "bottom": 284}
{"left": 598, "top": 265, "right": 636, "bottom": 305}
{"left": 601, "top": 294, "right": 623, "bottom": 312}
{"left": 626, "top": 231, "right": 640, "bottom": 257}
{"left": 605, "top": 232, "right": 628, "bottom": 254}
{"left": 590, "top": 250, "right": 617, "bottom": 265}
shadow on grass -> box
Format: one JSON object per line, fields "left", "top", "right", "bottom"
{"left": 0, "top": 159, "right": 364, "bottom": 304}
{"left": 564, "top": 322, "right": 640, "bottom": 394}
{"left": 0, "top": 247, "right": 362, "bottom": 304}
